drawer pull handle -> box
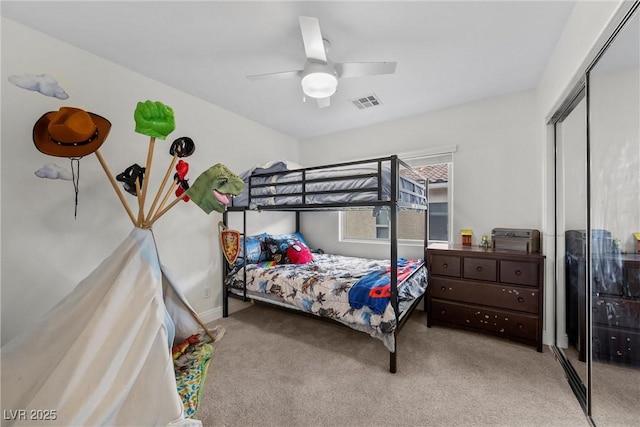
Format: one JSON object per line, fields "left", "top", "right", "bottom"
{"left": 515, "top": 270, "right": 522, "bottom": 276}
{"left": 442, "top": 263, "right": 448, "bottom": 268}
{"left": 476, "top": 266, "right": 483, "bottom": 272}
{"left": 517, "top": 323, "right": 524, "bottom": 330}
{"left": 441, "top": 286, "right": 446, "bottom": 292}
{"left": 518, "top": 297, "right": 525, "bottom": 303}
{"left": 440, "top": 309, "right": 446, "bottom": 315}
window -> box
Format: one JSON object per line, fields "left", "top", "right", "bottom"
{"left": 375, "top": 210, "right": 390, "bottom": 239}
{"left": 341, "top": 152, "right": 453, "bottom": 244}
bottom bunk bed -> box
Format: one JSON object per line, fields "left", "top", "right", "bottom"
{"left": 222, "top": 233, "right": 428, "bottom": 373}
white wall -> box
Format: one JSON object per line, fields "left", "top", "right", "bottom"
{"left": 0, "top": 18, "right": 298, "bottom": 344}
{"left": 590, "top": 66, "right": 640, "bottom": 252}
{"left": 299, "top": 90, "right": 540, "bottom": 259}
{"left": 559, "top": 97, "right": 588, "bottom": 232}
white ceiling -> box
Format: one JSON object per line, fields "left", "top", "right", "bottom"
{"left": 2, "top": 1, "right": 576, "bottom": 140}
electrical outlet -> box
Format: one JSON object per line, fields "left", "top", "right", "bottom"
{"left": 204, "top": 287, "right": 211, "bottom": 299}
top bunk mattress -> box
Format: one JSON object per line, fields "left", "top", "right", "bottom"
{"left": 230, "top": 156, "right": 427, "bottom": 210}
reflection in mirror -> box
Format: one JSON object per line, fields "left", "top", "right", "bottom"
{"left": 588, "top": 8, "right": 639, "bottom": 426}
{"left": 555, "top": 95, "right": 588, "bottom": 393}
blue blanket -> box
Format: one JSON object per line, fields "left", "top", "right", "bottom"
{"left": 348, "top": 258, "right": 419, "bottom": 314}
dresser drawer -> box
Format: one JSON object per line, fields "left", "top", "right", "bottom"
{"left": 500, "top": 260, "right": 539, "bottom": 287}
{"left": 430, "top": 277, "right": 539, "bottom": 314}
{"left": 431, "top": 299, "right": 538, "bottom": 342}
{"left": 593, "top": 326, "right": 640, "bottom": 365}
{"left": 593, "top": 296, "right": 640, "bottom": 329}
{"left": 624, "top": 266, "right": 640, "bottom": 298}
{"left": 463, "top": 257, "right": 497, "bottom": 281}
{"left": 430, "top": 254, "right": 461, "bottom": 277}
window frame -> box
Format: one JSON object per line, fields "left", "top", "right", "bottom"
{"left": 339, "top": 147, "right": 455, "bottom": 246}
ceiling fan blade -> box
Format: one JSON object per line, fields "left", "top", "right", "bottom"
{"left": 335, "top": 62, "right": 397, "bottom": 78}
{"left": 299, "top": 16, "right": 327, "bottom": 62}
{"left": 246, "top": 70, "right": 302, "bottom": 81}
{"left": 317, "top": 97, "right": 331, "bottom": 108}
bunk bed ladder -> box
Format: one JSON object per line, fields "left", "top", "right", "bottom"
{"left": 389, "top": 155, "right": 399, "bottom": 373}
{"left": 242, "top": 209, "right": 248, "bottom": 302}
{"left": 222, "top": 211, "right": 229, "bottom": 317}
{"left": 221, "top": 209, "right": 249, "bottom": 317}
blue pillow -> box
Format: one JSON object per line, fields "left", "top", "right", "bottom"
{"left": 235, "top": 233, "right": 269, "bottom": 267}
{"left": 268, "top": 232, "right": 309, "bottom": 250}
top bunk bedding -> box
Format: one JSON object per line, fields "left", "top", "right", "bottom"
{"left": 230, "top": 155, "right": 428, "bottom": 210}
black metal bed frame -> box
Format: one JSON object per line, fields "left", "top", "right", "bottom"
{"left": 221, "top": 155, "right": 429, "bottom": 373}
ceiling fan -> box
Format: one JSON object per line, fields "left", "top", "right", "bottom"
{"left": 247, "top": 16, "right": 397, "bottom": 108}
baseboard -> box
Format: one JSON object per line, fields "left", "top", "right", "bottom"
{"left": 199, "top": 306, "right": 223, "bottom": 325}
{"left": 542, "top": 329, "right": 569, "bottom": 348}
{"left": 558, "top": 332, "right": 569, "bottom": 348}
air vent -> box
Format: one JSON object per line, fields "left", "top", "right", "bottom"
{"left": 350, "top": 94, "right": 382, "bottom": 109}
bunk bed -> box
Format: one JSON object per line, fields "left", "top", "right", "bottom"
{"left": 221, "top": 155, "right": 429, "bottom": 373}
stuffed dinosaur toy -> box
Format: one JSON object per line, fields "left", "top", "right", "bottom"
{"left": 186, "top": 163, "right": 244, "bottom": 214}
{"left": 172, "top": 334, "right": 201, "bottom": 361}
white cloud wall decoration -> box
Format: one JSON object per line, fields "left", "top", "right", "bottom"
{"left": 8, "top": 73, "right": 69, "bottom": 99}
{"left": 35, "top": 163, "right": 73, "bottom": 180}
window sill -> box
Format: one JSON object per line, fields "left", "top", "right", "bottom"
{"left": 339, "top": 238, "right": 425, "bottom": 247}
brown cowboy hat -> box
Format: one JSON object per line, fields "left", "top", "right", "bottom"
{"left": 33, "top": 107, "right": 111, "bottom": 157}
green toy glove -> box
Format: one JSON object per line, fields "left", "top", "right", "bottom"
{"left": 134, "top": 100, "right": 175, "bottom": 140}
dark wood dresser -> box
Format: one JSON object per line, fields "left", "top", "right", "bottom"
{"left": 426, "top": 244, "right": 545, "bottom": 352}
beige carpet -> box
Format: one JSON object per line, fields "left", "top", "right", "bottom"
{"left": 197, "top": 302, "right": 590, "bottom": 427}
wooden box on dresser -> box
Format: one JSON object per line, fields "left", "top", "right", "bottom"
{"left": 426, "top": 244, "right": 545, "bottom": 352}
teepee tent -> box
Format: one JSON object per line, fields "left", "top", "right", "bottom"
{"left": 1, "top": 229, "right": 201, "bottom": 426}
{"left": 2, "top": 102, "right": 244, "bottom": 426}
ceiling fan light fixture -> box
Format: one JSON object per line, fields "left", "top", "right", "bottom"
{"left": 301, "top": 72, "right": 338, "bottom": 99}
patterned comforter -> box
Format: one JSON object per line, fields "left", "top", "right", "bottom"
{"left": 175, "top": 342, "right": 213, "bottom": 419}
{"left": 225, "top": 253, "right": 427, "bottom": 351}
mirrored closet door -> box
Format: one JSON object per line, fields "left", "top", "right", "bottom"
{"left": 588, "top": 7, "right": 639, "bottom": 425}
{"left": 552, "top": 3, "right": 639, "bottom": 425}
{"left": 554, "top": 90, "right": 588, "bottom": 397}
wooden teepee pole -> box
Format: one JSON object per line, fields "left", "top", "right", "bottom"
{"left": 134, "top": 179, "right": 143, "bottom": 227}
{"left": 94, "top": 150, "right": 137, "bottom": 226}
{"left": 184, "top": 303, "right": 217, "bottom": 342}
{"left": 145, "top": 153, "right": 178, "bottom": 224}
{"left": 146, "top": 191, "right": 188, "bottom": 228}
{"left": 152, "top": 178, "right": 179, "bottom": 220}
{"left": 137, "top": 136, "right": 156, "bottom": 224}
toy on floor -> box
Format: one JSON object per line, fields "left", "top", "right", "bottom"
{"left": 173, "top": 334, "right": 201, "bottom": 361}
